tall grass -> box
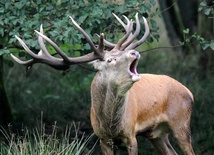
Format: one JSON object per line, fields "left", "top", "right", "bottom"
{"left": 0, "top": 121, "right": 97, "bottom": 155}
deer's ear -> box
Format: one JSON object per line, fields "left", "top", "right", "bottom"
{"left": 88, "top": 60, "right": 104, "bottom": 70}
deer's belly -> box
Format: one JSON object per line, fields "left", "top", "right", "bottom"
{"left": 135, "top": 113, "right": 170, "bottom": 139}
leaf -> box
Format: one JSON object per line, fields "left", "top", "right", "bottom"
{"left": 60, "top": 44, "right": 73, "bottom": 52}
{"left": 0, "top": 8, "right": 4, "bottom": 13}
{"left": 46, "top": 45, "right": 56, "bottom": 55}
{"left": 183, "top": 28, "right": 190, "bottom": 34}
{"left": 153, "top": 34, "right": 159, "bottom": 42}
{"left": 0, "top": 51, "right": 4, "bottom": 56}
{"left": 204, "top": 8, "right": 211, "bottom": 15}
{"left": 202, "top": 44, "right": 210, "bottom": 50}
{"left": 0, "top": 49, "right": 10, "bottom": 56}
{"left": 74, "top": 51, "right": 81, "bottom": 57}
{"left": 139, "top": 5, "right": 146, "bottom": 13}
{"left": 150, "top": 0, "right": 156, "bottom": 6}
{"left": 0, "top": 28, "right": 4, "bottom": 37}
{"left": 144, "top": 3, "right": 152, "bottom": 12}
{"left": 179, "top": 41, "right": 185, "bottom": 46}
{"left": 210, "top": 41, "right": 214, "bottom": 50}
{"left": 198, "top": 7, "right": 203, "bottom": 12}
{"left": 84, "top": 44, "right": 90, "bottom": 50}
{"left": 200, "top": 0, "right": 207, "bottom": 7}
{"left": 150, "top": 19, "right": 157, "bottom": 29}
{"left": 147, "top": 36, "right": 153, "bottom": 43}
{"left": 185, "top": 39, "right": 190, "bottom": 43}
{"left": 5, "top": 1, "right": 11, "bottom": 9}
{"left": 199, "top": 37, "right": 205, "bottom": 43}
{"left": 74, "top": 44, "right": 82, "bottom": 50}
{"left": 127, "top": 0, "right": 137, "bottom": 7}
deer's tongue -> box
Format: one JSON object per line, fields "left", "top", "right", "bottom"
{"left": 130, "top": 59, "right": 140, "bottom": 81}
{"left": 130, "top": 59, "right": 138, "bottom": 74}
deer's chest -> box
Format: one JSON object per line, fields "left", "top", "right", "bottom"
{"left": 91, "top": 109, "right": 128, "bottom": 140}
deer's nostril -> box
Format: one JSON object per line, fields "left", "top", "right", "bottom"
{"left": 131, "top": 52, "right": 136, "bottom": 56}
{"left": 130, "top": 51, "right": 140, "bottom": 58}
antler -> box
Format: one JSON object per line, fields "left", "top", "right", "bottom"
{"left": 98, "top": 13, "right": 150, "bottom": 51}
{"left": 11, "top": 16, "right": 105, "bottom": 70}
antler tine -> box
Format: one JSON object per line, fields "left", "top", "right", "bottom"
{"left": 35, "top": 30, "right": 71, "bottom": 62}
{"left": 10, "top": 35, "right": 40, "bottom": 68}
{"left": 112, "top": 13, "right": 130, "bottom": 31}
{"left": 125, "top": 17, "right": 150, "bottom": 50}
{"left": 96, "top": 13, "right": 149, "bottom": 51}
{"left": 68, "top": 16, "right": 103, "bottom": 58}
{"left": 10, "top": 53, "right": 34, "bottom": 66}
{"left": 96, "top": 34, "right": 116, "bottom": 48}
{"left": 114, "top": 16, "right": 133, "bottom": 50}
{"left": 98, "top": 33, "right": 104, "bottom": 52}
{"left": 121, "top": 13, "right": 141, "bottom": 50}
{"left": 98, "top": 13, "right": 134, "bottom": 49}
{"left": 37, "top": 25, "right": 61, "bottom": 60}
{"left": 37, "top": 25, "right": 68, "bottom": 65}
{"left": 15, "top": 35, "right": 40, "bottom": 59}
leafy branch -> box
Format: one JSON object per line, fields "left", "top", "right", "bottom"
{"left": 140, "top": 28, "right": 214, "bottom": 54}
{"left": 180, "top": 28, "right": 214, "bottom": 50}
{"left": 198, "top": 0, "right": 214, "bottom": 16}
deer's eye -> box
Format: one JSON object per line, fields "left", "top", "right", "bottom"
{"left": 107, "top": 58, "right": 113, "bottom": 63}
{"left": 106, "top": 58, "right": 117, "bottom": 65}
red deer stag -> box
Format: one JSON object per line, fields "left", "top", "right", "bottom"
{"left": 11, "top": 13, "right": 195, "bottom": 155}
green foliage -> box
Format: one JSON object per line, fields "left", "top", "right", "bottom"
{"left": 197, "top": 1, "right": 214, "bottom": 51}
{"left": 180, "top": 28, "right": 214, "bottom": 50}
{"left": 198, "top": 0, "right": 214, "bottom": 16}
{"left": 0, "top": 122, "right": 96, "bottom": 155}
{"left": 0, "top": 49, "right": 10, "bottom": 56}
{"left": 0, "top": 0, "right": 159, "bottom": 58}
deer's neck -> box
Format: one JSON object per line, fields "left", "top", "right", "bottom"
{"left": 91, "top": 72, "right": 133, "bottom": 133}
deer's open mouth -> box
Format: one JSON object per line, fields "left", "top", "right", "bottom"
{"left": 129, "top": 59, "right": 140, "bottom": 81}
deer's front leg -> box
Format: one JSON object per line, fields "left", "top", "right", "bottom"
{"left": 100, "top": 139, "right": 114, "bottom": 155}
{"left": 124, "top": 136, "right": 138, "bottom": 155}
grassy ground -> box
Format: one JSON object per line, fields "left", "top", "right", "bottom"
{"left": 0, "top": 120, "right": 96, "bottom": 155}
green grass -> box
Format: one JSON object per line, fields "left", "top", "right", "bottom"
{"left": 0, "top": 121, "right": 97, "bottom": 155}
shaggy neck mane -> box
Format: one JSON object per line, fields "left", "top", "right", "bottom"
{"left": 91, "top": 72, "right": 131, "bottom": 135}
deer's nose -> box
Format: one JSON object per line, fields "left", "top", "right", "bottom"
{"left": 129, "top": 50, "right": 140, "bottom": 59}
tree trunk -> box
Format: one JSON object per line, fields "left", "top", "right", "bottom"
{"left": 158, "top": 0, "right": 181, "bottom": 47}
{"left": 159, "top": 0, "right": 214, "bottom": 78}
{"left": 0, "top": 55, "right": 13, "bottom": 127}
{"left": 158, "top": 0, "right": 197, "bottom": 54}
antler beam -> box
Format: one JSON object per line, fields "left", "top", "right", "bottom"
{"left": 11, "top": 16, "right": 105, "bottom": 70}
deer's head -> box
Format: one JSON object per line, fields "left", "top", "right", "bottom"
{"left": 92, "top": 49, "right": 141, "bottom": 85}
{"left": 11, "top": 13, "right": 149, "bottom": 86}
{"left": 90, "top": 13, "right": 149, "bottom": 90}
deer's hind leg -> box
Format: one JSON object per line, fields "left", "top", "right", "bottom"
{"left": 169, "top": 101, "right": 195, "bottom": 155}
{"left": 149, "top": 134, "right": 178, "bottom": 155}
{"left": 171, "top": 123, "right": 195, "bottom": 155}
